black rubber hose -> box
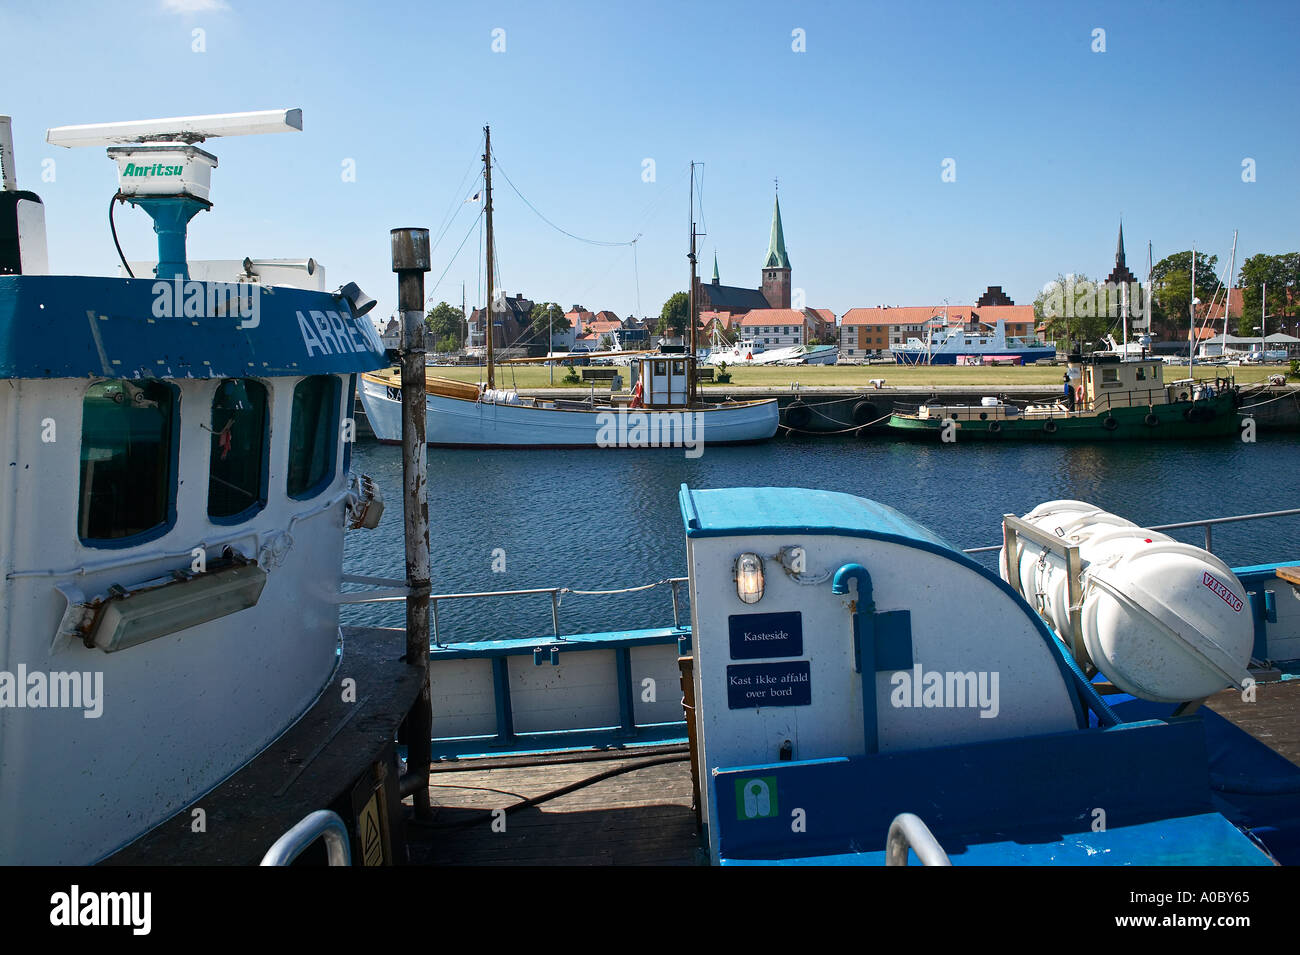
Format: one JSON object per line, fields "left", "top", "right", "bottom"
{"left": 109, "top": 191, "right": 135, "bottom": 278}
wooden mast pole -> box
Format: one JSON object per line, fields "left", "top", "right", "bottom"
{"left": 391, "top": 226, "right": 432, "bottom": 819}
{"left": 484, "top": 126, "right": 496, "bottom": 391}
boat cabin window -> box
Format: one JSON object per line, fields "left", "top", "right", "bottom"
{"left": 287, "top": 375, "right": 339, "bottom": 500}
{"left": 671, "top": 360, "right": 685, "bottom": 375}
{"left": 654, "top": 360, "right": 667, "bottom": 376}
{"left": 1101, "top": 367, "right": 1119, "bottom": 384}
{"left": 77, "top": 380, "right": 178, "bottom": 545}
{"left": 208, "top": 378, "right": 269, "bottom": 522}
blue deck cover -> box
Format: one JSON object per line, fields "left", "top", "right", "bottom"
{"left": 680, "top": 485, "right": 957, "bottom": 551}
{"left": 710, "top": 714, "right": 1274, "bottom": 866}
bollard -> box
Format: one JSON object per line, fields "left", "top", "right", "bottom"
{"left": 392, "top": 227, "right": 433, "bottom": 818}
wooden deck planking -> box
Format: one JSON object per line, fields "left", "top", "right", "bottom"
{"left": 1206, "top": 677, "right": 1300, "bottom": 767}
{"left": 408, "top": 745, "right": 702, "bottom": 865}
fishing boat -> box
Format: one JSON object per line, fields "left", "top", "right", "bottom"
{"left": 887, "top": 352, "right": 1240, "bottom": 440}
{"left": 0, "top": 109, "right": 420, "bottom": 866}
{"left": 891, "top": 310, "right": 1055, "bottom": 366}
{"left": 357, "top": 132, "right": 778, "bottom": 450}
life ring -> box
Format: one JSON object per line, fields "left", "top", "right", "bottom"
{"left": 1103, "top": 416, "right": 1119, "bottom": 431}
{"left": 851, "top": 400, "right": 879, "bottom": 425}
{"left": 785, "top": 400, "right": 812, "bottom": 429}
{"left": 1144, "top": 412, "right": 1160, "bottom": 427}
{"left": 1043, "top": 419, "right": 1058, "bottom": 434}
{"left": 988, "top": 420, "right": 1002, "bottom": 433}
{"left": 629, "top": 379, "right": 644, "bottom": 409}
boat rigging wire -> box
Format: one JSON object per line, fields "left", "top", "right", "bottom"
{"left": 492, "top": 154, "right": 637, "bottom": 247}
{"left": 427, "top": 209, "right": 484, "bottom": 299}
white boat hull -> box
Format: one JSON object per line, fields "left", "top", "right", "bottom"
{"left": 359, "top": 374, "right": 779, "bottom": 448}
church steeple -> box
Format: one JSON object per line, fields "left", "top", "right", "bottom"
{"left": 712, "top": 251, "right": 720, "bottom": 285}
{"left": 761, "top": 187, "right": 792, "bottom": 309}
{"left": 763, "top": 194, "right": 791, "bottom": 270}
{"left": 1105, "top": 218, "right": 1136, "bottom": 289}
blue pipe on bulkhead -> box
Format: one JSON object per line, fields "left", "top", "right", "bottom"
{"left": 833, "top": 562, "right": 880, "bottom": 753}
{"left": 831, "top": 563, "right": 874, "bottom": 605}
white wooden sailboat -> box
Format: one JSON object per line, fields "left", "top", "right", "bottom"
{"left": 358, "top": 131, "right": 778, "bottom": 450}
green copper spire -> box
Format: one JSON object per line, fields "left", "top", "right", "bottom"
{"left": 712, "top": 251, "right": 720, "bottom": 283}
{"left": 763, "top": 194, "right": 791, "bottom": 270}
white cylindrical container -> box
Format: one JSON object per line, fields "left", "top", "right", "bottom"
{"left": 1001, "top": 500, "right": 1253, "bottom": 702}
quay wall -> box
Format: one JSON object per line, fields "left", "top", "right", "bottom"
{"left": 352, "top": 384, "right": 1300, "bottom": 439}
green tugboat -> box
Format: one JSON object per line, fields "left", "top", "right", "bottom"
{"left": 888, "top": 353, "right": 1240, "bottom": 440}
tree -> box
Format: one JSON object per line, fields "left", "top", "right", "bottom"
{"left": 658, "top": 291, "right": 689, "bottom": 338}
{"left": 1237, "top": 253, "right": 1300, "bottom": 337}
{"left": 1150, "top": 251, "right": 1220, "bottom": 337}
{"left": 1032, "top": 272, "right": 1111, "bottom": 348}
{"left": 425, "top": 302, "right": 466, "bottom": 352}
{"left": 598, "top": 334, "right": 614, "bottom": 350}
{"left": 528, "top": 302, "right": 570, "bottom": 346}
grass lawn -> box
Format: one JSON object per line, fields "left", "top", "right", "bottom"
{"left": 424, "top": 362, "right": 1283, "bottom": 390}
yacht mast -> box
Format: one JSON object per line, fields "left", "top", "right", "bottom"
{"left": 1189, "top": 245, "right": 1196, "bottom": 370}
{"left": 1223, "top": 230, "right": 1238, "bottom": 355}
{"left": 484, "top": 125, "right": 495, "bottom": 390}
{"left": 688, "top": 162, "right": 698, "bottom": 404}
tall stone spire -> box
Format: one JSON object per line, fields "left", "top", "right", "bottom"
{"left": 761, "top": 190, "right": 792, "bottom": 309}
{"left": 712, "top": 251, "right": 720, "bottom": 285}
{"left": 763, "top": 194, "right": 791, "bottom": 270}
{"left": 1106, "top": 219, "right": 1136, "bottom": 291}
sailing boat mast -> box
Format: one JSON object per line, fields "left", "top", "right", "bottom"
{"left": 484, "top": 125, "right": 495, "bottom": 390}
{"left": 1189, "top": 245, "right": 1196, "bottom": 370}
{"left": 688, "top": 161, "right": 698, "bottom": 404}
{"left": 1222, "top": 230, "right": 1238, "bottom": 355}
{"left": 1145, "top": 241, "right": 1152, "bottom": 356}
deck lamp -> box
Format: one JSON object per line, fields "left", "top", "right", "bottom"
{"left": 735, "top": 552, "right": 765, "bottom": 604}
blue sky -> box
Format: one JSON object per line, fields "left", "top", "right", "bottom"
{"left": 4, "top": 0, "right": 1298, "bottom": 321}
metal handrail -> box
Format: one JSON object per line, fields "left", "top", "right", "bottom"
{"left": 260, "top": 810, "right": 351, "bottom": 866}
{"left": 885, "top": 813, "right": 952, "bottom": 866}
{"left": 341, "top": 576, "right": 689, "bottom": 646}
{"left": 963, "top": 506, "right": 1300, "bottom": 556}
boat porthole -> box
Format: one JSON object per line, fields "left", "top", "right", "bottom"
{"left": 1043, "top": 420, "right": 1058, "bottom": 434}
{"left": 1144, "top": 413, "right": 1160, "bottom": 426}
{"left": 1103, "top": 416, "right": 1119, "bottom": 431}
{"left": 979, "top": 412, "right": 988, "bottom": 420}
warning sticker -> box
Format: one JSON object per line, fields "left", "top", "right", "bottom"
{"left": 359, "top": 792, "right": 385, "bottom": 866}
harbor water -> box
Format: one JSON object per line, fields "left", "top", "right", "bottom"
{"left": 342, "top": 435, "right": 1300, "bottom": 640}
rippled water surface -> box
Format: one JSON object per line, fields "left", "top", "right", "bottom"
{"left": 343, "top": 434, "right": 1300, "bottom": 640}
